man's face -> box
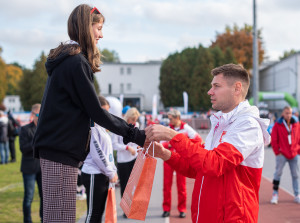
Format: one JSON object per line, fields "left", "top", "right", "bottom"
{"left": 282, "top": 108, "right": 292, "bottom": 121}
{"left": 127, "top": 116, "right": 138, "bottom": 125}
{"left": 32, "top": 108, "right": 40, "bottom": 124}
{"left": 101, "top": 104, "right": 110, "bottom": 112}
{"left": 207, "top": 73, "right": 236, "bottom": 113}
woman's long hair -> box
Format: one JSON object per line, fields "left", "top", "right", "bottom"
{"left": 48, "top": 4, "right": 105, "bottom": 73}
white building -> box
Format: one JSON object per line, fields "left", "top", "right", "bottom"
{"left": 259, "top": 53, "right": 300, "bottom": 111}
{"left": 3, "top": 95, "right": 23, "bottom": 112}
{"left": 95, "top": 61, "right": 163, "bottom": 112}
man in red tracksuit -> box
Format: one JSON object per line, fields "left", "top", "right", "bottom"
{"left": 161, "top": 109, "right": 202, "bottom": 218}
{"left": 145, "top": 64, "right": 271, "bottom": 222}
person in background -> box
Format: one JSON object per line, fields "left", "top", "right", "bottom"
{"left": 139, "top": 111, "right": 146, "bottom": 130}
{"left": 20, "top": 104, "right": 43, "bottom": 223}
{"left": 270, "top": 106, "right": 300, "bottom": 204}
{"left": 32, "top": 5, "right": 145, "bottom": 222}
{"left": 7, "top": 110, "right": 20, "bottom": 163}
{"left": 161, "top": 109, "right": 202, "bottom": 218}
{"left": 122, "top": 105, "right": 131, "bottom": 117}
{"left": 111, "top": 107, "right": 140, "bottom": 218}
{"left": 81, "top": 96, "right": 118, "bottom": 222}
{"left": 0, "top": 110, "right": 9, "bottom": 164}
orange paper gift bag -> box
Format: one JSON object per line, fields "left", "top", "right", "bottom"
{"left": 105, "top": 184, "right": 117, "bottom": 223}
{"left": 120, "top": 144, "right": 157, "bottom": 221}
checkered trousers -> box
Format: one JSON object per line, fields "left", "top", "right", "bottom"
{"left": 40, "top": 158, "right": 78, "bottom": 223}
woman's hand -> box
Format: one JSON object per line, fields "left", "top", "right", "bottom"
{"left": 145, "top": 124, "right": 178, "bottom": 142}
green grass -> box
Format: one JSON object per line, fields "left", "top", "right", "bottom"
{"left": 0, "top": 137, "right": 87, "bottom": 223}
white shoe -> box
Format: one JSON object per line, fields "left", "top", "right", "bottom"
{"left": 270, "top": 193, "right": 278, "bottom": 204}
{"left": 294, "top": 195, "right": 300, "bottom": 204}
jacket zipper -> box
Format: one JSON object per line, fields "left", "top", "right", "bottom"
{"left": 196, "top": 176, "right": 205, "bottom": 223}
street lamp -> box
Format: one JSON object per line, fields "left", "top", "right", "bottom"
{"left": 253, "top": 0, "right": 259, "bottom": 106}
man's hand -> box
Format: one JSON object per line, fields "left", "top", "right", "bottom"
{"left": 110, "top": 173, "right": 118, "bottom": 183}
{"left": 146, "top": 141, "right": 171, "bottom": 161}
{"left": 143, "top": 138, "right": 152, "bottom": 149}
{"left": 145, "top": 124, "right": 178, "bottom": 142}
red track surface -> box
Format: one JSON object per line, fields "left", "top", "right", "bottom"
{"left": 169, "top": 176, "right": 300, "bottom": 223}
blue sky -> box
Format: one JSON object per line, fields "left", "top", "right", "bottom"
{"left": 0, "top": 0, "right": 299, "bottom": 69}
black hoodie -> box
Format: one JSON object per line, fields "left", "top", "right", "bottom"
{"left": 33, "top": 52, "right": 145, "bottom": 167}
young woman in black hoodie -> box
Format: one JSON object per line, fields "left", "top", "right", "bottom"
{"left": 33, "top": 4, "right": 146, "bottom": 222}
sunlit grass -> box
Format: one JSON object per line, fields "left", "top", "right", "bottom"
{"left": 0, "top": 137, "right": 86, "bottom": 222}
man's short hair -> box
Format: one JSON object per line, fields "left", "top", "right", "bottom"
{"left": 31, "top": 104, "right": 41, "bottom": 112}
{"left": 167, "top": 109, "right": 181, "bottom": 119}
{"left": 211, "top": 64, "right": 250, "bottom": 97}
{"left": 283, "top": 106, "right": 292, "bottom": 111}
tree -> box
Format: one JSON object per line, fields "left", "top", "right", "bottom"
{"left": 93, "top": 75, "right": 100, "bottom": 95}
{"left": 210, "top": 24, "right": 264, "bottom": 70}
{"left": 280, "top": 49, "right": 297, "bottom": 60}
{"left": 19, "top": 52, "right": 47, "bottom": 110}
{"left": 0, "top": 47, "right": 7, "bottom": 105}
{"left": 101, "top": 48, "right": 120, "bottom": 63}
{"left": 159, "top": 47, "right": 199, "bottom": 107}
{"left": 189, "top": 45, "right": 214, "bottom": 111}
{"left": 5, "top": 64, "right": 23, "bottom": 95}
{"left": 18, "top": 68, "right": 34, "bottom": 111}
{"left": 159, "top": 44, "right": 238, "bottom": 111}
{"left": 0, "top": 58, "right": 6, "bottom": 105}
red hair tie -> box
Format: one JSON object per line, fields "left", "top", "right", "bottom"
{"left": 90, "top": 7, "right": 101, "bottom": 14}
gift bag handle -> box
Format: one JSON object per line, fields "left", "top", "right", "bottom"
{"left": 143, "top": 141, "right": 155, "bottom": 159}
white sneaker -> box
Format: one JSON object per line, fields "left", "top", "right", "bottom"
{"left": 294, "top": 195, "right": 300, "bottom": 204}
{"left": 270, "top": 193, "right": 278, "bottom": 204}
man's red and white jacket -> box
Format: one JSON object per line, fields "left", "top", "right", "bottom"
{"left": 166, "top": 101, "right": 271, "bottom": 223}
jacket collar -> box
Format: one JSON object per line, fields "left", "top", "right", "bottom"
{"left": 210, "top": 100, "right": 250, "bottom": 126}
{"left": 277, "top": 116, "right": 297, "bottom": 124}
{"left": 170, "top": 121, "right": 186, "bottom": 130}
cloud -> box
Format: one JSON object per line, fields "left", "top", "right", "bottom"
{"left": 0, "top": 0, "right": 299, "bottom": 67}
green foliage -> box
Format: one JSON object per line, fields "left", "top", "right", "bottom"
{"left": 19, "top": 52, "right": 47, "bottom": 111}
{"left": 0, "top": 57, "right": 7, "bottom": 104}
{"left": 189, "top": 46, "right": 214, "bottom": 111}
{"left": 211, "top": 23, "right": 264, "bottom": 70}
{"left": 5, "top": 65, "right": 23, "bottom": 95}
{"left": 101, "top": 48, "right": 120, "bottom": 63}
{"left": 159, "top": 44, "right": 238, "bottom": 111}
{"left": 280, "top": 49, "right": 297, "bottom": 60}
{"left": 93, "top": 75, "right": 100, "bottom": 95}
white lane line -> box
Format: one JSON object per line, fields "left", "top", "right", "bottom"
{"left": 0, "top": 182, "right": 23, "bottom": 192}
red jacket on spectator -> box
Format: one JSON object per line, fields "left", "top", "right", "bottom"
{"left": 271, "top": 116, "right": 300, "bottom": 159}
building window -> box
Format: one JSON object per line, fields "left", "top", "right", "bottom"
{"left": 127, "top": 83, "right": 131, "bottom": 91}
{"left": 120, "top": 83, "right": 124, "bottom": 93}
{"left": 127, "top": 67, "right": 131, "bottom": 75}
{"left": 120, "top": 67, "right": 124, "bottom": 75}
{"left": 108, "top": 84, "right": 112, "bottom": 94}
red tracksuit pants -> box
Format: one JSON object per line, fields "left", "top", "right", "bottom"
{"left": 163, "top": 161, "right": 187, "bottom": 212}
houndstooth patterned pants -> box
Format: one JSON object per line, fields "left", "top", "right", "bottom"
{"left": 40, "top": 158, "right": 78, "bottom": 223}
